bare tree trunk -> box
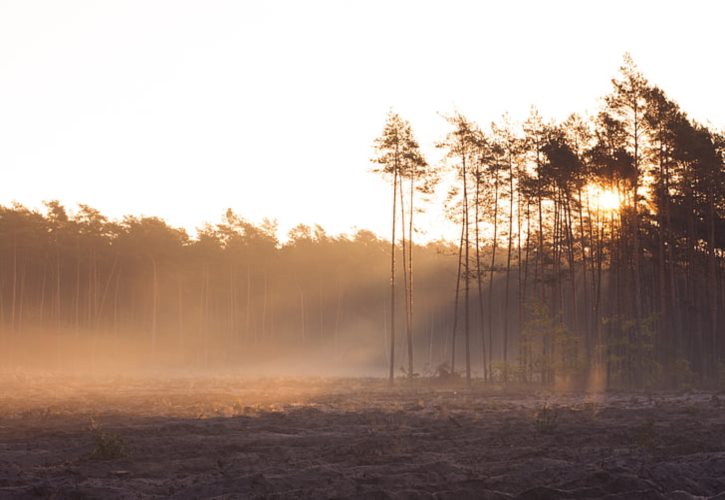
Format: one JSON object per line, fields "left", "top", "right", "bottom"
{"left": 17, "top": 262, "right": 26, "bottom": 335}
{"left": 408, "top": 173, "right": 415, "bottom": 379}
{"left": 39, "top": 260, "right": 47, "bottom": 327}
{"left": 537, "top": 193, "right": 546, "bottom": 383}
{"left": 655, "top": 141, "right": 670, "bottom": 373}
{"left": 563, "top": 194, "right": 579, "bottom": 368}
{"left": 297, "top": 279, "right": 306, "bottom": 342}
{"left": 75, "top": 251, "right": 80, "bottom": 335}
{"left": 502, "top": 156, "right": 514, "bottom": 384}
{"left": 151, "top": 256, "right": 158, "bottom": 355}
{"left": 587, "top": 191, "right": 603, "bottom": 369}
{"left": 522, "top": 200, "right": 533, "bottom": 381}
{"left": 463, "top": 152, "right": 471, "bottom": 385}
{"left": 199, "top": 265, "right": 207, "bottom": 364}
{"left": 177, "top": 273, "right": 184, "bottom": 356}
{"left": 96, "top": 256, "right": 118, "bottom": 330}
{"left": 246, "top": 267, "right": 251, "bottom": 344}
{"left": 551, "top": 191, "right": 562, "bottom": 381}
{"left": 204, "top": 264, "right": 211, "bottom": 366}
{"left": 487, "top": 167, "right": 500, "bottom": 381}
{"left": 475, "top": 163, "right": 487, "bottom": 381}
{"left": 389, "top": 168, "right": 398, "bottom": 383}
{"left": 516, "top": 172, "right": 524, "bottom": 382}
{"left": 262, "top": 270, "right": 268, "bottom": 342}
{"left": 577, "top": 187, "right": 591, "bottom": 368}
{"left": 451, "top": 220, "right": 465, "bottom": 375}
{"left": 595, "top": 209, "right": 605, "bottom": 369}
{"left": 537, "top": 195, "right": 545, "bottom": 299}
{"left": 334, "top": 283, "right": 343, "bottom": 357}
{"left": 11, "top": 240, "right": 18, "bottom": 332}
{"left": 398, "top": 174, "right": 412, "bottom": 378}
{"left": 113, "top": 267, "right": 121, "bottom": 336}
{"left": 56, "top": 248, "right": 62, "bottom": 332}
{"left": 707, "top": 187, "right": 718, "bottom": 380}
{"left": 318, "top": 282, "right": 324, "bottom": 340}
{"left": 87, "top": 248, "right": 94, "bottom": 328}
{"left": 663, "top": 159, "right": 680, "bottom": 372}
{"left": 229, "top": 264, "right": 235, "bottom": 350}
{"left": 631, "top": 104, "right": 643, "bottom": 385}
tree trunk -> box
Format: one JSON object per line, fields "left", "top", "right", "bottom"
{"left": 11, "top": 239, "right": 18, "bottom": 332}
{"left": 463, "top": 151, "right": 471, "bottom": 385}
{"left": 151, "top": 256, "right": 158, "bottom": 355}
{"left": 408, "top": 173, "right": 415, "bottom": 379}
{"left": 502, "top": 154, "right": 514, "bottom": 384}
{"left": 398, "top": 172, "right": 412, "bottom": 378}
{"left": 389, "top": 168, "right": 398, "bottom": 383}
{"left": 475, "top": 162, "right": 487, "bottom": 381}
{"left": 487, "top": 167, "right": 500, "bottom": 381}
{"left": 451, "top": 219, "right": 465, "bottom": 375}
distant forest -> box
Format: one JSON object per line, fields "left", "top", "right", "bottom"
{"left": 1, "top": 56, "right": 723, "bottom": 388}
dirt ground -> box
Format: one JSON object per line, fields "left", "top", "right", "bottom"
{"left": 1, "top": 374, "right": 725, "bottom": 499}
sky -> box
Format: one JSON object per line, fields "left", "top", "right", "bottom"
{"left": 1, "top": 0, "right": 723, "bottom": 242}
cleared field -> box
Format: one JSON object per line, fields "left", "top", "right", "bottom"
{"left": 1, "top": 375, "right": 724, "bottom": 499}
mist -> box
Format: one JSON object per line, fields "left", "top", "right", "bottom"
{"left": 0, "top": 3, "right": 724, "bottom": 494}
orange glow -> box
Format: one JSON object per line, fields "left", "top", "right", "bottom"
{"left": 587, "top": 184, "right": 621, "bottom": 212}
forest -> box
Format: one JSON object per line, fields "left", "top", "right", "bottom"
{"left": 1, "top": 56, "right": 723, "bottom": 389}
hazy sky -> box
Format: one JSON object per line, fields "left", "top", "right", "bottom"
{"left": 1, "top": 0, "right": 723, "bottom": 241}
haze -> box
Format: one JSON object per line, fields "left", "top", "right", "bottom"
{"left": 1, "top": 0, "right": 723, "bottom": 240}
{"left": 2, "top": 2, "right": 725, "bottom": 497}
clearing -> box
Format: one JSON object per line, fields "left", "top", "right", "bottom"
{"left": 1, "top": 375, "right": 724, "bottom": 499}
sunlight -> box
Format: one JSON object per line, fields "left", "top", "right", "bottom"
{"left": 587, "top": 184, "right": 621, "bottom": 212}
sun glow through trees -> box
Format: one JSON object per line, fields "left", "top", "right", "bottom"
{"left": 586, "top": 184, "right": 621, "bottom": 213}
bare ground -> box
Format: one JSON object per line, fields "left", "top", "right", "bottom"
{"left": 1, "top": 375, "right": 725, "bottom": 499}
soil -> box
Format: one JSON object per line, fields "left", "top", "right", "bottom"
{"left": 1, "top": 375, "right": 724, "bottom": 499}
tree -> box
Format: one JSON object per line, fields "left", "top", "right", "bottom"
{"left": 372, "top": 111, "right": 427, "bottom": 382}
{"left": 604, "top": 54, "right": 650, "bottom": 384}
{"left": 491, "top": 116, "right": 525, "bottom": 384}
{"left": 438, "top": 112, "right": 479, "bottom": 385}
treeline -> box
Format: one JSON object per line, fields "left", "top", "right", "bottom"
{"left": 1, "top": 56, "right": 723, "bottom": 387}
{"left": 0, "top": 203, "right": 458, "bottom": 372}
{"left": 374, "top": 55, "right": 724, "bottom": 388}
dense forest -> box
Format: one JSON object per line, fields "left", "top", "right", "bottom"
{"left": 1, "top": 56, "right": 723, "bottom": 389}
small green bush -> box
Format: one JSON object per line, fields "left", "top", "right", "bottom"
{"left": 90, "top": 430, "right": 127, "bottom": 460}
{"left": 533, "top": 404, "right": 559, "bottom": 434}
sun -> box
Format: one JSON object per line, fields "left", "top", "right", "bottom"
{"left": 587, "top": 184, "right": 621, "bottom": 212}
